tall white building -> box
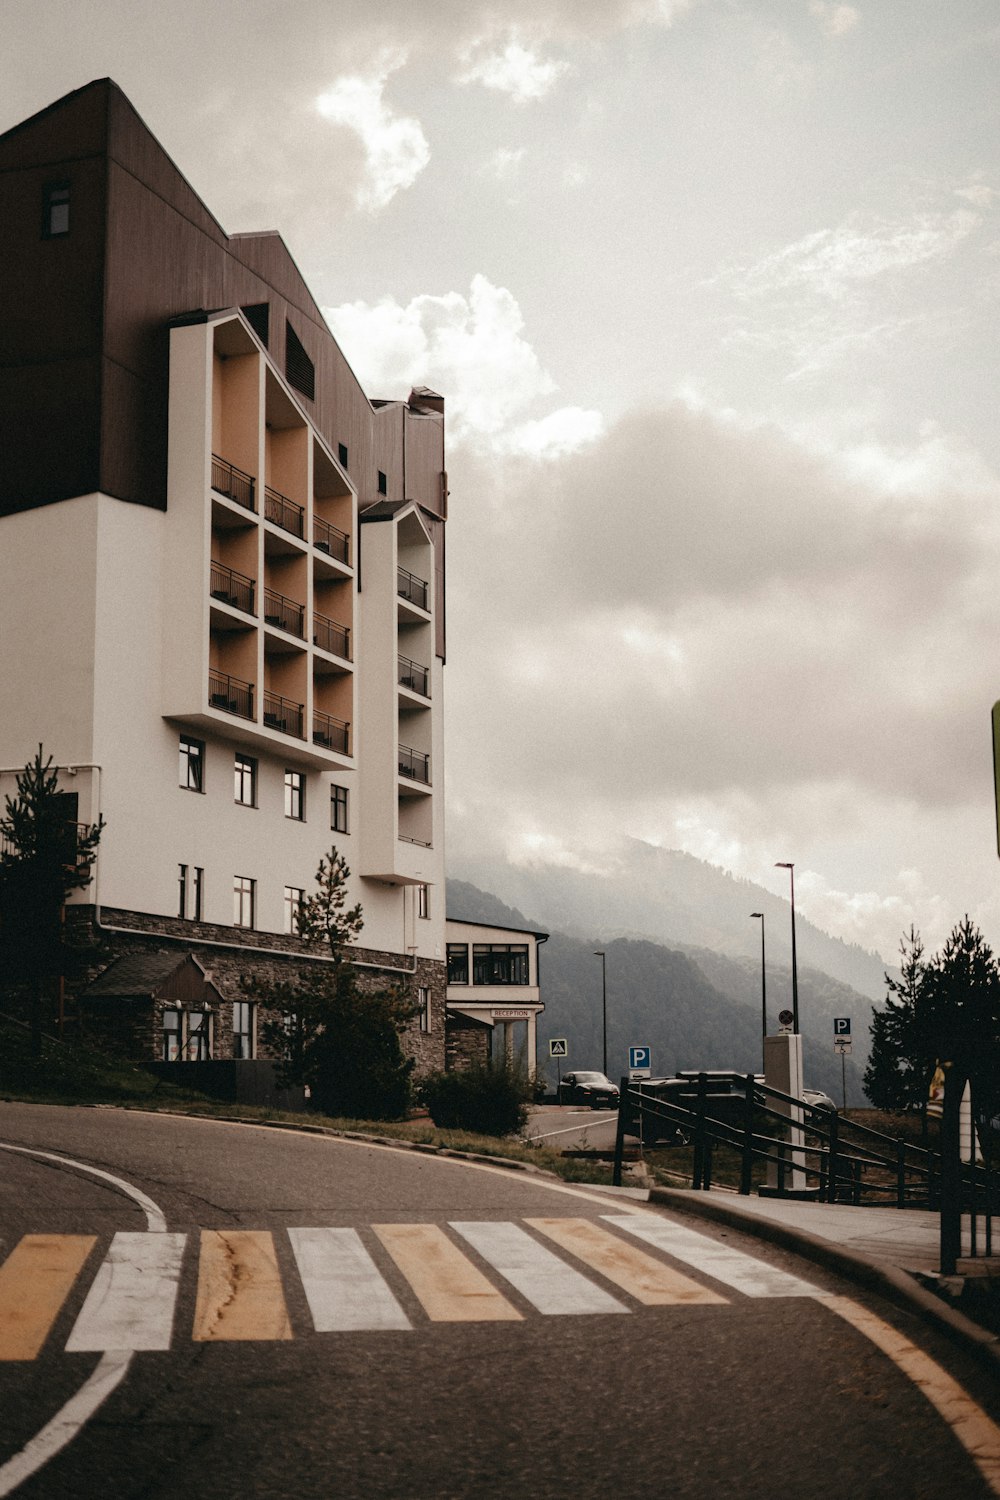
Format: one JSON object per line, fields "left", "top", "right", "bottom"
{"left": 0, "top": 80, "right": 448, "bottom": 1072}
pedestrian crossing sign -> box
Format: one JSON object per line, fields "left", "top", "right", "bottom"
{"left": 549, "top": 1038, "right": 568, "bottom": 1058}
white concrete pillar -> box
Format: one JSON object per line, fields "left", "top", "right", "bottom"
{"left": 764, "top": 1032, "right": 807, "bottom": 1193}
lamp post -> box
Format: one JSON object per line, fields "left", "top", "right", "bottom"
{"left": 750, "top": 912, "right": 766, "bottom": 1069}
{"left": 594, "top": 950, "right": 607, "bottom": 1076}
{"left": 775, "top": 862, "right": 799, "bottom": 1033}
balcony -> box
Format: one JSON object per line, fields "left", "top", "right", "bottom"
{"left": 264, "top": 486, "right": 305, "bottom": 539}
{"left": 263, "top": 691, "right": 304, "bottom": 738}
{"left": 397, "top": 566, "right": 428, "bottom": 611}
{"left": 398, "top": 654, "right": 429, "bottom": 697}
{"left": 313, "top": 612, "right": 351, "bottom": 660}
{"left": 264, "top": 588, "right": 305, "bottom": 638}
{"left": 209, "top": 670, "right": 254, "bottom": 720}
{"left": 398, "top": 743, "right": 430, "bottom": 784}
{"left": 314, "top": 516, "right": 350, "bottom": 565}
{"left": 313, "top": 710, "right": 350, "bottom": 754}
{"left": 210, "top": 560, "right": 256, "bottom": 615}
{"left": 211, "top": 455, "right": 256, "bottom": 512}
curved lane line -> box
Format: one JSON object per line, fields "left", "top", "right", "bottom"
{"left": 0, "top": 1143, "right": 167, "bottom": 1233}
{"left": 0, "top": 1140, "right": 169, "bottom": 1497}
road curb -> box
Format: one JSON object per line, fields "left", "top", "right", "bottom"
{"left": 647, "top": 1185, "right": 1000, "bottom": 1378}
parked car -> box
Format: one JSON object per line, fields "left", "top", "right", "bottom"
{"left": 801, "top": 1089, "right": 837, "bottom": 1114}
{"left": 558, "top": 1071, "right": 620, "bottom": 1109}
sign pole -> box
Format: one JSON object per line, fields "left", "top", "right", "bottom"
{"left": 841, "top": 1049, "right": 847, "bottom": 1112}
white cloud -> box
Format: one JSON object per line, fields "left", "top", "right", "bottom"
{"left": 458, "top": 38, "right": 572, "bottom": 103}
{"left": 808, "top": 2, "right": 860, "bottom": 38}
{"left": 498, "top": 406, "right": 606, "bottom": 459}
{"left": 490, "top": 147, "right": 526, "bottom": 181}
{"left": 316, "top": 55, "right": 429, "bottom": 211}
{"left": 955, "top": 182, "right": 998, "bottom": 209}
{"left": 324, "top": 275, "right": 556, "bottom": 443}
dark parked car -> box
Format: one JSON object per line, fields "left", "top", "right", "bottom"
{"left": 558, "top": 1071, "right": 620, "bottom": 1109}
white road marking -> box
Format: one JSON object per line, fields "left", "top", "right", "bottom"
{"left": 604, "top": 1215, "right": 821, "bottom": 1298}
{"left": 450, "top": 1220, "right": 629, "bottom": 1316}
{"left": 66, "top": 1232, "right": 186, "bottom": 1352}
{"left": 0, "top": 1351, "right": 132, "bottom": 1498}
{"left": 288, "top": 1227, "right": 411, "bottom": 1331}
{"left": 0, "top": 1142, "right": 167, "bottom": 1233}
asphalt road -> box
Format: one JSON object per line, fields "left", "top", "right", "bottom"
{"left": 1, "top": 1102, "right": 998, "bottom": 1500}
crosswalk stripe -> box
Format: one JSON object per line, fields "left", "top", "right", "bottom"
{"left": 65, "top": 1232, "right": 186, "bottom": 1352}
{"left": 373, "top": 1223, "right": 522, "bottom": 1323}
{"left": 450, "top": 1220, "right": 628, "bottom": 1316}
{"left": 192, "top": 1230, "right": 292, "bottom": 1342}
{"left": 603, "top": 1215, "right": 821, "bottom": 1298}
{"left": 0, "top": 1236, "right": 97, "bottom": 1360}
{"left": 526, "top": 1218, "right": 728, "bottom": 1306}
{"left": 288, "top": 1227, "right": 411, "bottom": 1332}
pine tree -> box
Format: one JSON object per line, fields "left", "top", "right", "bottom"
{"left": 864, "top": 926, "right": 926, "bottom": 1110}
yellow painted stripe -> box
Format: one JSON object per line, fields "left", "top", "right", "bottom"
{"left": 0, "top": 1235, "right": 96, "bottom": 1361}
{"left": 192, "top": 1230, "right": 292, "bottom": 1342}
{"left": 526, "top": 1218, "right": 728, "bottom": 1306}
{"left": 820, "top": 1295, "right": 1000, "bottom": 1495}
{"left": 373, "top": 1223, "right": 522, "bottom": 1323}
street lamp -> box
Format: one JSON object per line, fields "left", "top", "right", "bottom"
{"left": 775, "top": 862, "right": 799, "bottom": 1033}
{"left": 594, "top": 950, "right": 607, "bottom": 1076}
{"left": 750, "top": 912, "right": 766, "bottom": 1068}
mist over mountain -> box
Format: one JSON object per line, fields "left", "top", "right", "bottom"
{"left": 449, "top": 839, "right": 890, "bottom": 1001}
{"left": 447, "top": 876, "right": 874, "bottom": 1106}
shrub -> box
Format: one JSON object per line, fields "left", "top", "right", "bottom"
{"left": 418, "top": 1059, "right": 532, "bottom": 1137}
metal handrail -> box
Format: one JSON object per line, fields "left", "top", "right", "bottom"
{"left": 397, "top": 566, "right": 428, "bottom": 611}
{"left": 210, "top": 560, "right": 256, "bottom": 615}
{"left": 313, "top": 515, "right": 350, "bottom": 564}
{"left": 263, "top": 588, "right": 305, "bottom": 638}
{"left": 397, "top": 654, "right": 430, "bottom": 697}
{"left": 264, "top": 486, "right": 305, "bottom": 539}
{"left": 209, "top": 669, "right": 254, "bottom": 720}
{"left": 398, "top": 744, "right": 430, "bottom": 783}
{"left": 211, "top": 455, "right": 256, "bottom": 512}
{"left": 313, "top": 710, "right": 350, "bottom": 754}
{"left": 263, "top": 691, "right": 304, "bottom": 738}
{"left": 313, "top": 612, "right": 351, "bottom": 660}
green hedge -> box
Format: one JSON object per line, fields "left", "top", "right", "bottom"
{"left": 418, "top": 1060, "right": 532, "bottom": 1137}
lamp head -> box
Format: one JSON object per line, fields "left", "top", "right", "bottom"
{"left": 750, "top": 912, "right": 763, "bottom": 919}
{"left": 775, "top": 861, "right": 794, "bottom": 870}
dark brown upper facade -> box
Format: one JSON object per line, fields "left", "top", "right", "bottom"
{"left": 0, "top": 79, "right": 446, "bottom": 529}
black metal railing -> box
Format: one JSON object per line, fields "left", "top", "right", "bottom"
{"left": 399, "top": 834, "right": 433, "bottom": 847}
{"left": 264, "top": 486, "right": 305, "bottom": 539}
{"left": 210, "top": 560, "right": 256, "bottom": 615}
{"left": 211, "top": 455, "right": 256, "bottom": 512}
{"left": 263, "top": 588, "right": 305, "bottom": 638}
{"left": 263, "top": 691, "right": 304, "bottom": 738}
{"left": 1, "top": 822, "right": 94, "bottom": 866}
{"left": 313, "top": 710, "right": 350, "bottom": 754}
{"left": 397, "top": 566, "right": 428, "bottom": 611}
{"left": 313, "top": 612, "right": 351, "bottom": 660}
{"left": 209, "top": 669, "right": 254, "bottom": 720}
{"left": 398, "top": 744, "right": 430, "bottom": 784}
{"left": 397, "top": 654, "right": 430, "bottom": 697}
{"left": 313, "top": 516, "right": 350, "bottom": 564}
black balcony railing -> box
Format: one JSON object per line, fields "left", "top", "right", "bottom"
{"left": 398, "top": 744, "right": 430, "bottom": 784}
{"left": 397, "top": 566, "right": 428, "bottom": 611}
{"left": 210, "top": 560, "right": 256, "bottom": 615}
{"left": 211, "top": 455, "right": 256, "bottom": 512}
{"left": 313, "top": 612, "right": 351, "bottom": 660}
{"left": 209, "top": 670, "right": 254, "bottom": 719}
{"left": 1, "top": 822, "right": 95, "bottom": 866}
{"left": 397, "top": 654, "right": 430, "bottom": 697}
{"left": 264, "top": 486, "right": 305, "bottom": 539}
{"left": 313, "top": 710, "right": 350, "bottom": 754}
{"left": 263, "top": 691, "right": 304, "bottom": 738}
{"left": 313, "top": 516, "right": 350, "bottom": 564}
{"left": 264, "top": 588, "right": 305, "bottom": 638}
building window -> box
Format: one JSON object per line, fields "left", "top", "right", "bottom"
{"left": 472, "top": 944, "right": 529, "bottom": 986}
{"left": 331, "top": 785, "right": 349, "bottom": 833}
{"left": 418, "top": 986, "right": 431, "bottom": 1033}
{"left": 285, "top": 770, "right": 305, "bottom": 821}
{"left": 162, "top": 1008, "right": 182, "bottom": 1062}
{"left": 234, "top": 753, "right": 257, "bottom": 807}
{"left": 285, "top": 319, "right": 315, "bottom": 400}
{"left": 338, "top": 443, "right": 349, "bottom": 469}
{"left": 192, "top": 866, "right": 204, "bottom": 921}
{"left": 234, "top": 875, "right": 255, "bottom": 929}
{"left": 179, "top": 736, "right": 204, "bottom": 792}
{"left": 284, "top": 885, "right": 305, "bottom": 934}
{"left": 241, "top": 302, "right": 270, "bottom": 347}
{"left": 447, "top": 944, "right": 469, "bottom": 985}
{"left": 377, "top": 470, "right": 387, "bottom": 496}
{"left": 417, "top": 883, "right": 430, "bottom": 919}
{"left": 42, "top": 181, "right": 70, "bottom": 238}
{"left": 185, "top": 1010, "right": 212, "bottom": 1061}
{"left": 233, "top": 1002, "right": 255, "bottom": 1059}
{"left": 178, "top": 864, "right": 188, "bottom": 919}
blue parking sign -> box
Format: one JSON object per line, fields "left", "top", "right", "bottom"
{"left": 834, "top": 1017, "right": 851, "bottom": 1036}
{"left": 629, "top": 1045, "right": 651, "bottom": 1070}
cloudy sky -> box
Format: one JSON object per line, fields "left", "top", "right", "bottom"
{"left": 6, "top": 1, "right": 1000, "bottom": 961}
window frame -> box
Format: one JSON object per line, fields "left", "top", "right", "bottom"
{"left": 179, "top": 735, "right": 205, "bottom": 793}
{"left": 472, "top": 944, "right": 529, "bottom": 986}
{"left": 284, "top": 769, "right": 306, "bottom": 821}
{"left": 233, "top": 1001, "right": 256, "bottom": 1059}
{"left": 234, "top": 875, "right": 256, "bottom": 929}
{"left": 42, "top": 180, "right": 70, "bottom": 238}
{"left": 417, "top": 883, "right": 430, "bottom": 920}
{"left": 330, "top": 784, "right": 349, "bottom": 834}
{"left": 234, "top": 752, "right": 257, "bottom": 808}
{"left": 418, "top": 985, "right": 432, "bottom": 1033}
{"left": 284, "top": 885, "right": 305, "bottom": 935}
{"left": 446, "top": 943, "right": 469, "bottom": 985}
